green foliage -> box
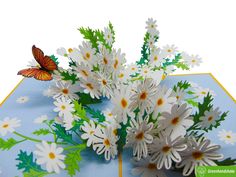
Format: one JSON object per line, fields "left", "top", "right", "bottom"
{"left": 23, "top": 169, "right": 48, "bottom": 177}
{"left": 73, "top": 101, "right": 89, "bottom": 122}
{"left": 32, "top": 128, "right": 51, "bottom": 136}
{"left": 136, "top": 33, "right": 150, "bottom": 66}
{"left": 77, "top": 92, "right": 101, "bottom": 105}
{"left": 117, "top": 121, "right": 130, "bottom": 152}
{"left": 162, "top": 53, "right": 189, "bottom": 70}
{"left": 84, "top": 106, "right": 106, "bottom": 123}
{"left": 95, "top": 29, "right": 112, "bottom": 51}
{"left": 53, "top": 124, "right": 77, "bottom": 145}
{"left": 79, "top": 27, "right": 99, "bottom": 51}
{"left": 60, "top": 70, "right": 78, "bottom": 84}
{"left": 0, "top": 138, "right": 19, "bottom": 150}
{"left": 64, "top": 144, "right": 86, "bottom": 177}
{"left": 215, "top": 158, "right": 236, "bottom": 166}
{"left": 173, "top": 80, "right": 191, "bottom": 92}
{"left": 175, "top": 62, "right": 190, "bottom": 70}
{"left": 186, "top": 99, "right": 199, "bottom": 107}
{"left": 206, "top": 111, "right": 228, "bottom": 132}
{"left": 50, "top": 55, "right": 59, "bottom": 65}
{"left": 16, "top": 150, "right": 44, "bottom": 173}
{"left": 108, "top": 21, "right": 115, "bottom": 45}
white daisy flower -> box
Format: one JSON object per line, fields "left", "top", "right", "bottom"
{"left": 176, "top": 137, "right": 223, "bottom": 176}
{"left": 116, "top": 70, "right": 130, "bottom": 84}
{"left": 93, "top": 127, "right": 118, "bottom": 161}
{"left": 49, "top": 81, "right": 80, "bottom": 101}
{"left": 104, "top": 27, "right": 113, "bottom": 45}
{"left": 68, "top": 48, "right": 80, "bottom": 62}
{"left": 0, "top": 117, "right": 21, "bottom": 136}
{"left": 199, "top": 107, "right": 221, "bottom": 129}
{"left": 72, "top": 62, "right": 92, "bottom": 80}
{"left": 171, "top": 87, "right": 186, "bottom": 104}
{"left": 139, "top": 65, "right": 154, "bottom": 78}
{"left": 98, "top": 46, "right": 113, "bottom": 71}
{"left": 162, "top": 45, "right": 178, "bottom": 58}
{"left": 149, "top": 49, "right": 165, "bottom": 67}
{"left": 56, "top": 47, "right": 68, "bottom": 57}
{"left": 131, "top": 156, "right": 167, "bottom": 177}
{"left": 80, "top": 78, "right": 101, "bottom": 99}
{"left": 126, "top": 63, "right": 139, "bottom": 75}
{"left": 182, "top": 52, "right": 202, "bottom": 68}
{"left": 152, "top": 86, "right": 176, "bottom": 118}
{"left": 34, "top": 115, "right": 48, "bottom": 124}
{"left": 103, "top": 109, "right": 120, "bottom": 131}
{"left": 158, "top": 103, "right": 193, "bottom": 139}
{"left": 16, "top": 96, "right": 29, "bottom": 104}
{"left": 147, "top": 36, "right": 156, "bottom": 49}
{"left": 126, "top": 116, "right": 153, "bottom": 160}
{"left": 149, "top": 134, "right": 187, "bottom": 169}
{"left": 145, "top": 18, "right": 159, "bottom": 37}
{"left": 218, "top": 129, "right": 236, "bottom": 145}
{"left": 193, "top": 87, "right": 215, "bottom": 99}
{"left": 79, "top": 41, "right": 97, "bottom": 66}
{"left": 164, "top": 65, "right": 175, "bottom": 75}
{"left": 63, "top": 114, "right": 79, "bottom": 130}
{"left": 34, "top": 141, "right": 65, "bottom": 174}
{"left": 81, "top": 120, "right": 102, "bottom": 147}
{"left": 52, "top": 69, "right": 64, "bottom": 81}
{"left": 96, "top": 72, "right": 113, "bottom": 98}
{"left": 53, "top": 97, "right": 74, "bottom": 117}
{"left": 129, "top": 79, "right": 158, "bottom": 115}
{"left": 146, "top": 70, "right": 164, "bottom": 85}
{"left": 112, "top": 49, "right": 126, "bottom": 75}
{"left": 111, "top": 85, "right": 134, "bottom": 124}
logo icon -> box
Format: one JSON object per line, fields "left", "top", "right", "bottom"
{"left": 196, "top": 166, "right": 207, "bottom": 177}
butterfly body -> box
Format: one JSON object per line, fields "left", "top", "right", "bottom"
{"left": 18, "top": 45, "right": 58, "bottom": 81}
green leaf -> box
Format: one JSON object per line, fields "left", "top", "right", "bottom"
{"left": 175, "top": 62, "right": 190, "bottom": 70}
{"left": 95, "top": 29, "right": 112, "bottom": 51}
{"left": 205, "top": 111, "right": 228, "bottom": 132}
{"left": 108, "top": 21, "right": 115, "bottom": 45}
{"left": 162, "top": 53, "right": 182, "bottom": 68}
{"left": 64, "top": 144, "right": 86, "bottom": 177}
{"left": 53, "top": 124, "right": 77, "bottom": 145}
{"left": 16, "top": 150, "right": 44, "bottom": 173}
{"left": 78, "top": 27, "right": 99, "bottom": 52}
{"left": 136, "top": 32, "right": 150, "bottom": 66}
{"left": 32, "top": 128, "right": 51, "bottom": 136}
{"left": 77, "top": 92, "right": 101, "bottom": 105}
{"left": 23, "top": 169, "right": 48, "bottom": 177}
{"left": 73, "top": 101, "right": 89, "bottom": 121}
{"left": 117, "top": 120, "right": 130, "bottom": 152}
{"left": 215, "top": 158, "right": 236, "bottom": 166}
{"left": 50, "top": 55, "right": 59, "bottom": 65}
{"left": 60, "top": 70, "right": 78, "bottom": 84}
{"left": 173, "top": 80, "right": 191, "bottom": 92}
{"left": 186, "top": 99, "right": 199, "bottom": 107}
{"left": 0, "top": 138, "right": 19, "bottom": 150}
{"left": 84, "top": 106, "right": 106, "bottom": 123}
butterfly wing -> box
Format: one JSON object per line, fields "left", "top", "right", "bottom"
{"left": 32, "top": 45, "right": 58, "bottom": 71}
{"left": 17, "top": 68, "right": 52, "bottom": 81}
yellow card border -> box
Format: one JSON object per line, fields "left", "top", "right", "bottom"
{"left": 0, "top": 73, "right": 235, "bottom": 177}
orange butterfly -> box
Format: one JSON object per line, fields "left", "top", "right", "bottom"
{"left": 18, "top": 45, "right": 58, "bottom": 81}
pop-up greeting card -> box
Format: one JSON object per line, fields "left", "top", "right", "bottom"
{"left": 0, "top": 18, "right": 235, "bottom": 177}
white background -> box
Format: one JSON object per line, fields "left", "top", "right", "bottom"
{"left": 0, "top": 0, "right": 236, "bottom": 102}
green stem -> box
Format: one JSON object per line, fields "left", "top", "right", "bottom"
{"left": 64, "top": 144, "right": 86, "bottom": 151}
{"left": 13, "top": 132, "right": 67, "bottom": 145}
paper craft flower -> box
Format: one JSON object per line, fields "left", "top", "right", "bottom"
{"left": 12, "top": 18, "right": 233, "bottom": 177}
{"left": 34, "top": 141, "right": 65, "bottom": 173}
{"left": 16, "top": 96, "right": 29, "bottom": 103}
{"left": 0, "top": 117, "right": 21, "bottom": 136}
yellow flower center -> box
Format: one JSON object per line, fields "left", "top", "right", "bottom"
{"left": 154, "top": 56, "right": 158, "bottom": 61}
{"left": 162, "top": 74, "right": 166, "bottom": 80}
{"left": 121, "top": 98, "right": 128, "bottom": 108}
{"left": 85, "top": 52, "right": 91, "bottom": 59}
{"left": 131, "top": 67, "right": 135, "bottom": 71}
{"left": 201, "top": 91, "right": 206, "bottom": 95}
{"left": 62, "top": 89, "right": 69, "bottom": 94}
{"left": 162, "top": 146, "right": 171, "bottom": 153}
{"left": 114, "top": 59, "right": 119, "bottom": 69}
{"left": 208, "top": 116, "right": 213, "bottom": 121}
{"left": 144, "top": 70, "right": 148, "bottom": 74}
{"left": 192, "top": 59, "right": 196, "bottom": 63}
{"left": 171, "top": 117, "right": 179, "bottom": 125}
{"left": 104, "top": 139, "right": 111, "bottom": 147}
{"left": 108, "top": 113, "right": 113, "bottom": 116}
{"left": 68, "top": 48, "right": 73, "bottom": 53}
{"left": 135, "top": 132, "right": 144, "bottom": 140}
{"left": 86, "top": 83, "right": 94, "bottom": 90}
{"left": 82, "top": 70, "right": 88, "bottom": 77}
{"left": 176, "top": 95, "right": 180, "bottom": 100}
{"left": 118, "top": 73, "right": 124, "bottom": 78}
{"left": 147, "top": 163, "right": 156, "bottom": 169}
{"left": 48, "top": 152, "right": 56, "bottom": 159}
{"left": 167, "top": 49, "right": 172, "bottom": 53}
{"left": 102, "top": 79, "right": 107, "bottom": 85}
{"left": 226, "top": 135, "right": 231, "bottom": 139}
{"left": 157, "top": 98, "right": 163, "bottom": 106}
{"left": 192, "top": 151, "right": 204, "bottom": 160}
{"left": 113, "top": 129, "right": 118, "bottom": 136}
{"left": 89, "top": 130, "right": 95, "bottom": 135}
{"left": 2, "top": 124, "right": 9, "bottom": 128}
{"left": 103, "top": 57, "right": 108, "bottom": 65}
{"left": 61, "top": 105, "right": 66, "bottom": 110}
{"left": 140, "top": 91, "right": 147, "bottom": 100}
